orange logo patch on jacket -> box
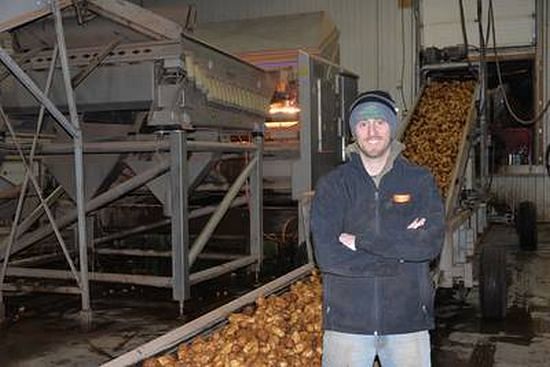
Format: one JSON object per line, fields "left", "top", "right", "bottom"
{"left": 392, "top": 193, "right": 411, "bottom": 204}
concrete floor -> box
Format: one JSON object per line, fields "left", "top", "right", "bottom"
{"left": 1, "top": 224, "right": 549, "bottom": 366}
{"left": 432, "top": 224, "right": 550, "bottom": 366}
{"left": 0, "top": 271, "right": 264, "bottom": 367}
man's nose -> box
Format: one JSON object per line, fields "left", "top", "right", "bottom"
{"left": 366, "top": 122, "right": 378, "bottom": 134}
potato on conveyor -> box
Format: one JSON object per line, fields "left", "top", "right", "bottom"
{"left": 402, "top": 80, "right": 475, "bottom": 196}
{"left": 143, "top": 273, "right": 323, "bottom": 367}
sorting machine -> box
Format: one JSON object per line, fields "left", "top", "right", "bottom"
{"left": 0, "top": 0, "right": 275, "bottom": 322}
{"left": 0, "top": 0, "right": 358, "bottom": 328}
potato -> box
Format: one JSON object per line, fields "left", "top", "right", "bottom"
{"left": 148, "top": 273, "right": 323, "bottom": 367}
{"left": 402, "top": 80, "right": 476, "bottom": 197}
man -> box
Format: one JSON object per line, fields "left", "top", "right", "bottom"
{"left": 311, "top": 90, "right": 445, "bottom": 367}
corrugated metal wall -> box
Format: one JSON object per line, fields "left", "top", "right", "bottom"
{"left": 491, "top": 173, "right": 550, "bottom": 220}
{"left": 171, "top": 0, "right": 417, "bottom": 114}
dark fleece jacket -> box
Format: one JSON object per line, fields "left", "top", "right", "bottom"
{"left": 311, "top": 151, "right": 445, "bottom": 335}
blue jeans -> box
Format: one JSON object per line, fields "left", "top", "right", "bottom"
{"left": 322, "top": 330, "right": 431, "bottom": 367}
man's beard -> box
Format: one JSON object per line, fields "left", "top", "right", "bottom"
{"left": 357, "top": 138, "right": 391, "bottom": 159}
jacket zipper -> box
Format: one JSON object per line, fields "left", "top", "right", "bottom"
{"left": 374, "top": 189, "right": 381, "bottom": 334}
{"left": 374, "top": 276, "right": 380, "bottom": 335}
{"left": 358, "top": 159, "right": 384, "bottom": 335}
{"left": 374, "top": 190, "right": 380, "bottom": 235}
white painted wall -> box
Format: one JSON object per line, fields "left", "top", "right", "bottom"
{"left": 422, "top": 0, "right": 536, "bottom": 48}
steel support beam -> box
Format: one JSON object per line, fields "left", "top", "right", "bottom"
{"left": 170, "top": 131, "right": 190, "bottom": 311}
{"left": 250, "top": 131, "right": 264, "bottom": 274}
{"left": 52, "top": 0, "right": 91, "bottom": 327}
{"left": 16, "top": 186, "right": 64, "bottom": 238}
{"left": 94, "top": 219, "right": 171, "bottom": 246}
{"left": 94, "top": 249, "right": 243, "bottom": 261}
{"left": 1, "top": 161, "right": 170, "bottom": 262}
{"left": 5, "top": 255, "right": 255, "bottom": 289}
{"left": 0, "top": 46, "right": 59, "bottom": 320}
{"left": 0, "top": 47, "right": 77, "bottom": 138}
{"left": 9, "top": 253, "right": 62, "bottom": 267}
{"left": 188, "top": 156, "right": 258, "bottom": 266}
{"left": 189, "top": 256, "right": 256, "bottom": 285}
{"left": 71, "top": 38, "right": 121, "bottom": 88}
{"left": 0, "top": 0, "right": 72, "bottom": 33}
{"left": 0, "top": 108, "right": 82, "bottom": 296}
{"left": 0, "top": 140, "right": 257, "bottom": 155}
{"left": 93, "top": 196, "right": 248, "bottom": 246}
{"left": 2, "top": 283, "right": 81, "bottom": 295}
{"left": 0, "top": 48, "right": 42, "bottom": 82}
{"left": 5, "top": 267, "right": 172, "bottom": 288}
{"left": 87, "top": 0, "right": 183, "bottom": 40}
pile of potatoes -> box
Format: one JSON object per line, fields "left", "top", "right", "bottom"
{"left": 402, "top": 80, "right": 476, "bottom": 196}
{"left": 143, "top": 273, "right": 323, "bottom": 367}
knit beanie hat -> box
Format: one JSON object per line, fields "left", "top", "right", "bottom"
{"left": 349, "top": 91, "right": 398, "bottom": 138}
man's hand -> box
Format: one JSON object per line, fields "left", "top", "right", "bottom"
{"left": 339, "top": 233, "right": 356, "bottom": 251}
{"left": 407, "top": 217, "right": 426, "bottom": 230}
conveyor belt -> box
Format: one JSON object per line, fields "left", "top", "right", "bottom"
{"left": 102, "top": 264, "right": 316, "bottom": 367}
{"left": 398, "top": 80, "right": 478, "bottom": 216}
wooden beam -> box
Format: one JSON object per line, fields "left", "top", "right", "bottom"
{"left": 87, "top": 0, "right": 182, "bottom": 40}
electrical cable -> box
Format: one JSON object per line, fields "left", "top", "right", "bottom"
{"left": 459, "top": 0, "right": 469, "bottom": 48}
{"left": 477, "top": 0, "right": 485, "bottom": 54}
{"left": 475, "top": 0, "right": 492, "bottom": 195}
{"left": 399, "top": 4, "right": 408, "bottom": 112}
{"left": 458, "top": 0, "right": 473, "bottom": 71}
{"left": 484, "top": 0, "right": 493, "bottom": 47}
{"left": 477, "top": 0, "right": 488, "bottom": 121}
{"left": 489, "top": 0, "right": 550, "bottom": 125}
{"left": 410, "top": 0, "right": 416, "bottom": 105}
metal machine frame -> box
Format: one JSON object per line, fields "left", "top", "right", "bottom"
{"left": 398, "top": 66, "right": 504, "bottom": 318}
{"left": 0, "top": 0, "right": 272, "bottom": 327}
